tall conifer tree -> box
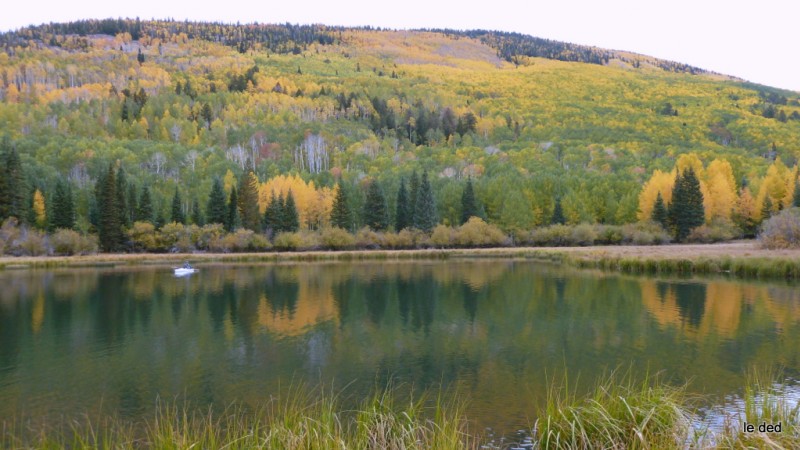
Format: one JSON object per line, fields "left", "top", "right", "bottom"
{"left": 551, "top": 198, "right": 566, "bottom": 225}
{"left": 191, "top": 198, "right": 204, "bottom": 226}
{"left": 414, "top": 171, "right": 437, "bottom": 232}
{"left": 98, "top": 164, "right": 124, "bottom": 251}
{"left": 137, "top": 186, "right": 153, "bottom": 223}
{"left": 264, "top": 191, "right": 282, "bottom": 232}
{"left": 409, "top": 171, "right": 420, "bottom": 227}
{"left": 171, "top": 187, "right": 185, "bottom": 224}
{"left": 206, "top": 177, "right": 227, "bottom": 225}
{"left": 460, "top": 177, "right": 479, "bottom": 225}
{"left": 363, "top": 180, "right": 389, "bottom": 231}
{"left": 395, "top": 178, "right": 411, "bottom": 231}
{"left": 283, "top": 190, "right": 300, "bottom": 232}
{"left": 237, "top": 171, "right": 261, "bottom": 231}
{"left": 651, "top": 192, "right": 668, "bottom": 227}
{"left": 0, "top": 137, "right": 27, "bottom": 222}
{"left": 226, "top": 187, "right": 239, "bottom": 231}
{"left": 669, "top": 168, "right": 704, "bottom": 241}
{"left": 51, "top": 179, "right": 75, "bottom": 230}
{"left": 331, "top": 182, "right": 352, "bottom": 230}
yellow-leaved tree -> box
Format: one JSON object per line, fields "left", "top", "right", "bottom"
{"left": 756, "top": 158, "right": 797, "bottom": 215}
{"left": 704, "top": 159, "right": 737, "bottom": 222}
{"left": 259, "top": 174, "right": 335, "bottom": 229}
{"left": 33, "top": 189, "right": 47, "bottom": 229}
{"left": 637, "top": 169, "right": 675, "bottom": 221}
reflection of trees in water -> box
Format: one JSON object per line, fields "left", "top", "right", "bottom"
{"left": 673, "top": 283, "right": 707, "bottom": 328}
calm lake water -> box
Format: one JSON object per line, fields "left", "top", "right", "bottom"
{"left": 1, "top": 259, "right": 799, "bottom": 434}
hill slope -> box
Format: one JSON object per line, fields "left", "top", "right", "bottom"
{"left": 0, "top": 19, "right": 799, "bottom": 232}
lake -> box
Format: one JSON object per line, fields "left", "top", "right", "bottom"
{"left": 1, "top": 259, "right": 798, "bottom": 435}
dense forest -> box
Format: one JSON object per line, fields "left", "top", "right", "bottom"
{"left": 0, "top": 19, "right": 799, "bottom": 254}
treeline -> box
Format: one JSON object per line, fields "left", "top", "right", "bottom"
{"left": 0, "top": 19, "right": 339, "bottom": 55}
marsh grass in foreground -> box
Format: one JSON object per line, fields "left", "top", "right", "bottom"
{"left": 535, "top": 370, "right": 692, "bottom": 449}
{"left": 1, "top": 385, "right": 477, "bottom": 450}
{"left": 4, "top": 374, "right": 800, "bottom": 449}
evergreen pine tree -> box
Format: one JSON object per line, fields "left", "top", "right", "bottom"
{"left": 551, "top": 197, "right": 566, "bottom": 225}
{"left": 171, "top": 187, "right": 185, "bottom": 224}
{"left": 98, "top": 164, "right": 124, "bottom": 251}
{"left": 0, "top": 137, "right": 27, "bottom": 222}
{"left": 226, "top": 187, "right": 239, "bottom": 231}
{"left": 127, "top": 183, "right": 138, "bottom": 225}
{"left": 283, "top": 190, "right": 300, "bottom": 232}
{"left": 154, "top": 207, "right": 166, "bottom": 230}
{"left": 116, "top": 167, "right": 130, "bottom": 227}
{"left": 460, "top": 177, "right": 479, "bottom": 225}
{"left": 651, "top": 192, "right": 668, "bottom": 227}
{"left": 137, "top": 186, "right": 153, "bottom": 223}
{"left": 51, "top": 179, "right": 75, "bottom": 230}
{"left": 669, "top": 168, "right": 705, "bottom": 241}
{"left": 206, "top": 177, "right": 227, "bottom": 225}
{"left": 191, "top": 198, "right": 204, "bottom": 226}
{"left": 363, "top": 180, "right": 389, "bottom": 231}
{"left": 793, "top": 179, "right": 800, "bottom": 208}
{"left": 331, "top": 182, "right": 352, "bottom": 230}
{"left": 408, "top": 170, "right": 420, "bottom": 227}
{"left": 274, "top": 193, "right": 287, "bottom": 232}
{"left": 395, "top": 178, "right": 411, "bottom": 231}
{"left": 237, "top": 171, "right": 261, "bottom": 231}
{"left": 761, "top": 195, "right": 774, "bottom": 222}
{"left": 0, "top": 137, "right": 9, "bottom": 221}
{"left": 263, "top": 191, "right": 282, "bottom": 232}
{"left": 413, "top": 171, "right": 437, "bottom": 232}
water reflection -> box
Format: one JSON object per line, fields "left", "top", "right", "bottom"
{"left": 0, "top": 261, "right": 798, "bottom": 434}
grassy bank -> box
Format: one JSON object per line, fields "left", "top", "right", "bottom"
{"left": 3, "top": 373, "right": 798, "bottom": 449}
{"left": 3, "top": 241, "right": 800, "bottom": 281}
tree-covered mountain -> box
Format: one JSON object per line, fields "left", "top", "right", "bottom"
{"left": 0, "top": 19, "right": 799, "bottom": 246}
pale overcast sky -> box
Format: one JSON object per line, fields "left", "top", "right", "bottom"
{"left": 2, "top": 0, "right": 798, "bottom": 92}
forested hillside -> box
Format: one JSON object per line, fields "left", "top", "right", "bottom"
{"left": 1, "top": 19, "right": 799, "bottom": 253}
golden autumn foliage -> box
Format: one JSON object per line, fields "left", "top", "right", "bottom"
{"left": 640, "top": 154, "right": 771, "bottom": 225}
{"left": 637, "top": 169, "right": 675, "bottom": 221}
{"left": 258, "top": 174, "right": 335, "bottom": 229}
{"left": 704, "top": 159, "right": 737, "bottom": 222}
{"left": 32, "top": 189, "right": 47, "bottom": 229}
{"left": 756, "top": 158, "right": 797, "bottom": 215}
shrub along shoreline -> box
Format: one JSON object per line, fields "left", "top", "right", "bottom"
{"left": 2, "top": 241, "right": 800, "bottom": 281}
{"left": 3, "top": 215, "right": 800, "bottom": 280}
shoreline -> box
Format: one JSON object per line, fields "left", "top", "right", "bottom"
{"left": 2, "top": 241, "right": 800, "bottom": 279}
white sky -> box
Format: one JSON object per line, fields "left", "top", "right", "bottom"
{"left": 2, "top": 0, "right": 799, "bottom": 92}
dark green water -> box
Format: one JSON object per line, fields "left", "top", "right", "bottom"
{"left": 1, "top": 259, "right": 799, "bottom": 434}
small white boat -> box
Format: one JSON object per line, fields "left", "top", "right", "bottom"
{"left": 173, "top": 266, "right": 198, "bottom": 276}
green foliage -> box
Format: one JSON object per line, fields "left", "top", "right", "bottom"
{"left": 650, "top": 192, "right": 668, "bottom": 227}
{"left": 395, "top": 178, "right": 411, "bottom": 231}
{"left": 0, "top": 137, "right": 27, "bottom": 223}
{"left": 50, "top": 179, "right": 75, "bottom": 230}
{"left": 460, "top": 178, "right": 480, "bottom": 225}
{"left": 190, "top": 198, "right": 204, "bottom": 226}
{"left": 206, "top": 177, "right": 227, "bottom": 226}
{"left": 96, "top": 165, "right": 125, "bottom": 252}
{"left": 551, "top": 197, "right": 566, "bottom": 225}
{"left": 237, "top": 171, "right": 261, "bottom": 231}
{"left": 331, "top": 182, "right": 353, "bottom": 230}
{"left": 225, "top": 187, "right": 240, "bottom": 232}
{"left": 669, "top": 168, "right": 704, "bottom": 242}
{"left": 363, "top": 179, "right": 389, "bottom": 231}
{"left": 414, "top": 171, "right": 437, "bottom": 232}
{"left": 170, "top": 187, "right": 185, "bottom": 224}
{"left": 136, "top": 186, "right": 154, "bottom": 224}
{"left": 282, "top": 190, "right": 300, "bottom": 232}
